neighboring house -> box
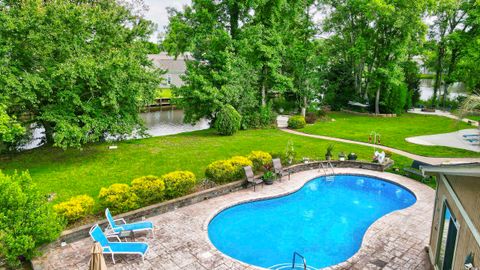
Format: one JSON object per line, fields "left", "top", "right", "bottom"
{"left": 148, "top": 52, "right": 189, "bottom": 88}
{"left": 422, "top": 163, "right": 480, "bottom": 270}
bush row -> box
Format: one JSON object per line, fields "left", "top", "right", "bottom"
{"left": 205, "top": 151, "right": 272, "bottom": 183}
{"left": 54, "top": 171, "right": 196, "bottom": 222}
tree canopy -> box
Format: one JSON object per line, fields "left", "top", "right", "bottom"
{"left": 0, "top": 0, "right": 162, "bottom": 149}
{"left": 164, "top": 0, "right": 479, "bottom": 119}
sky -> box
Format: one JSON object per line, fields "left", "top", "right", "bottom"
{"left": 143, "top": 0, "right": 191, "bottom": 41}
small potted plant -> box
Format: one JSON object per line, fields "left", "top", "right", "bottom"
{"left": 348, "top": 152, "right": 357, "bottom": 161}
{"left": 325, "top": 144, "right": 334, "bottom": 160}
{"left": 263, "top": 171, "right": 275, "bottom": 185}
{"left": 338, "top": 152, "right": 346, "bottom": 161}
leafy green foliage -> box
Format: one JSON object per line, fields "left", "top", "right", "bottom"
{"left": 98, "top": 184, "right": 139, "bottom": 214}
{"left": 0, "top": 105, "right": 24, "bottom": 144}
{"left": 247, "top": 151, "right": 273, "bottom": 170}
{"left": 53, "top": 195, "right": 95, "bottom": 224}
{"left": 161, "top": 171, "right": 196, "bottom": 199}
{"left": 131, "top": 176, "right": 165, "bottom": 206}
{"left": 288, "top": 116, "right": 306, "bottom": 129}
{"left": 214, "top": 105, "right": 242, "bottom": 135}
{"left": 0, "top": 0, "right": 163, "bottom": 148}
{"left": 0, "top": 171, "right": 63, "bottom": 268}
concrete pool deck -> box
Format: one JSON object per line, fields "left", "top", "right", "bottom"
{"left": 406, "top": 129, "right": 480, "bottom": 153}
{"left": 33, "top": 169, "right": 435, "bottom": 270}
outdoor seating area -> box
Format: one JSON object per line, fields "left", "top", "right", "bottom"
{"left": 33, "top": 168, "right": 435, "bottom": 270}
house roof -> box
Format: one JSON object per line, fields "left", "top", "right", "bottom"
{"left": 421, "top": 162, "right": 480, "bottom": 177}
{"left": 148, "top": 52, "right": 191, "bottom": 74}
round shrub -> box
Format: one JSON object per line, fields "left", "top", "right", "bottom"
{"left": 161, "top": 171, "right": 196, "bottom": 199}
{"left": 131, "top": 175, "right": 165, "bottom": 206}
{"left": 247, "top": 151, "right": 272, "bottom": 170}
{"left": 53, "top": 195, "right": 95, "bottom": 224}
{"left": 214, "top": 105, "right": 242, "bottom": 135}
{"left": 205, "top": 160, "right": 236, "bottom": 183}
{"left": 288, "top": 115, "right": 306, "bottom": 129}
{"left": 98, "top": 184, "right": 139, "bottom": 214}
{"left": 229, "top": 156, "right": 254, "bottom": 178}
{"left": 205, "top": 156, "right": 253, "bottom": 183}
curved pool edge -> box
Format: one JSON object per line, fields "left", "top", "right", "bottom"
{"left": 202, "top": 168, "right": 435, "bottom": 270}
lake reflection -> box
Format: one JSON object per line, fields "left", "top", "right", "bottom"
{"left": 18, "top": 110, "right": 210, "bottom": 150}
{"left": 140, "top": 109, "right": 210, "bottom": 137}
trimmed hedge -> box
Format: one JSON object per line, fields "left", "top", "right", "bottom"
{"left": 161, "top": 171, "right": 196, "bottom": 199}
{"left": 53, "top": 195, "right": 95, "bottom": 224}
{"left": 98, "top": 184, "right": 140, "bottom": 214}
{"left": 131, "top": 175, "right": 165, "bottom": 206}
{"left": 214, "top": 105, "right": 242, "bottom": 135}
{"left": 205, "top": 156, "right": 253, "bottom": 183}
{"left": 288, "top": 115, "right": 306, "bottom": 129}
{"left": 247, "top": 151, "right": 272, "bottom": 170}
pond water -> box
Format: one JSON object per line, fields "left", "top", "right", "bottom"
{"left": 419, "top": 79, "right": 465, "bottom": 101}
{"left": 18, "top": 109, "right": 210, "bottom": 150}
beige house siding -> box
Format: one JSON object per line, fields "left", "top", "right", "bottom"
{"left": 148, "top": 53, "right": 189, "bottom": 88}
{"left": 429, "top": 175, "right": 480, "bottom": 270}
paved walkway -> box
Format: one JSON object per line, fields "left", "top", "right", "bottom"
{"left": 281, "top": 129, "right": 480, "bottom": 165}
{"left": 33, "top": 169, "right": 434, "bottom": 270}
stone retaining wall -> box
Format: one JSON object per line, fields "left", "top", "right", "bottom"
{"left": 51, "top": 160, "right": 392, "bottom": 246}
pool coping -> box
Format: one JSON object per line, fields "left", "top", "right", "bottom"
{"left": 201, "top": 169, "right": 433, "bottom": 270}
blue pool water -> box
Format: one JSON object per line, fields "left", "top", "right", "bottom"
{"left": 208, "top": 174, "right": 416, "bottom": 269}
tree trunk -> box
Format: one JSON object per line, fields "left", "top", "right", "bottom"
{"left": 432, "top": 45, "right": 445, "bottom": 108}
{"left": 442, "top": 83, "right": 449, "bottom": 109}
{"left": 42, "top": 121, "right": 55, "bottom": 145}
{"left": 375, "top": 85, "right": 381, "bottom": 115}
{"left": 301, "top": 96, "right": 307, "bottom": 117}
{"left": 261, "top": 66, "right": 267, "bottom": 107}
{"left": 228, "top": 1, "right": 239, "bottom": 40}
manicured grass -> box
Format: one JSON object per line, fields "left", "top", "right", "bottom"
{"left": 1, "top": 128, "right": 405, "bottom": 202}
{"left": 466, "top": 115, "right": 480, "bottom": 122}
{"left": 300, "top": 112, "right": 478, "bottom": 158}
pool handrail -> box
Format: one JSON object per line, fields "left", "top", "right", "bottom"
{"left": 292, "top": 251, "right": 307, "bottom": 270}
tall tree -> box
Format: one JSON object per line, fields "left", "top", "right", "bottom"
{"left": 320, "top": 0, "right": 428, "bottom": 114}
{"left": 0, "top": 0, "right": 162, "bottom": 149}
{"left": 427, "top": 0, "right": 472, "bottom": 108}
{"left": 282, "top": 0, "right": 320, "bottom": 116}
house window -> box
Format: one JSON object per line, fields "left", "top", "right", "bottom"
{"left": 167, "top": 75, "right": 172, "bottom": 85}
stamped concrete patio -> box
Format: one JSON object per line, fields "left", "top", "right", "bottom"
{"left": 33, "top": 168, "right": 435, "bottom": 270}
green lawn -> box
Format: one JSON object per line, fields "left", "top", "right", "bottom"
{"left": 466, "top": 115, "right": 480, "bottom": 122}
{"left": 0, "top": 128, "right": 416, "bottom": 203}
{"left": 300, "top": 112, "right": 478, "bottom": 158}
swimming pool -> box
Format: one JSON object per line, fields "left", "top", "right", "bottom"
{"left": 208, "top": 174, "right": 416, "bottom": 269}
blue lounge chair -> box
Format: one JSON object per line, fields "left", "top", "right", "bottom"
{"left": 105, "top": 208, "right": 154, "bottom": 237}
{"left": 89, "top": 224, "right": 149, "bottom": 264}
